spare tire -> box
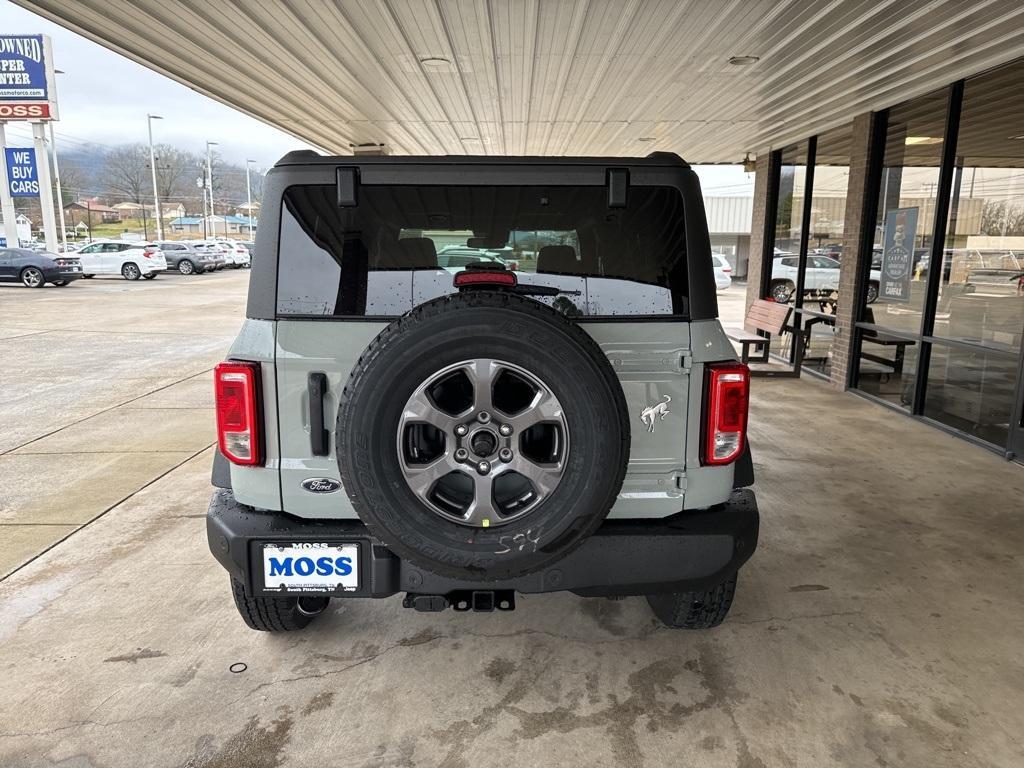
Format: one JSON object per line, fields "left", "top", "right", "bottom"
{"left": 337, "top": 291, "right": 629, "bottom": 581}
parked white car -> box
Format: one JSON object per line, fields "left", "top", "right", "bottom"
{"left": 712, "top": 253, "right": 733, "bottom": 291}
{"left": 76, "top": 240, "right": 167, "bottom": 281}
{"left": 213, "top": 239, "right": 251, "bottom": 268}
{"left": 770, "top": 254, "right": 881, "bottom": 304}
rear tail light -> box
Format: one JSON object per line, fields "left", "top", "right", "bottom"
{"left": 215, "top": 361, "right": 262, "bottom": 466}
{"left": 702, "top": 362, "right": 750, "bottom": 465}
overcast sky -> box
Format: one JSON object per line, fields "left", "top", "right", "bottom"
{"left": 0, "top": 0, "right": 753, "bottom": 193}
{"left": 0, "top": 0, "right": 317, "bottom": 168}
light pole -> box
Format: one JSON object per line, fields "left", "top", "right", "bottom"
{"left": 245, "top": 159, "right": 255, "bottom": 237}
{"left": 205, "top": 141, "right": 218, "bottom": 237}
{"left": 50, "top": 69, "right": 69, "bottom": 251}
{"left": 147, "top": 114, "right": 164, "bottom": 240}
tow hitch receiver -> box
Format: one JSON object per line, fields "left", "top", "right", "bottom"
{"left": 403, "top": 591, "right": 516, "bottom": 613}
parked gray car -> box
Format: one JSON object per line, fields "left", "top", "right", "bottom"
{"left": 208, "top": 151, "right": 759, "bottom": 634}
{"left": 155, "top": 241, "right": 223, "bottom": 274}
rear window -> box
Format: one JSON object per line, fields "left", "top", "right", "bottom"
{"left": 276, "top": 184, "right": 688, "bottom": 318}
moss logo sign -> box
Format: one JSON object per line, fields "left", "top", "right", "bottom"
{"left": 880, "top": 207, "right": 918, "bottom": 303}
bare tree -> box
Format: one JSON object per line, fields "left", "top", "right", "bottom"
{"left": 980, "top": 199, "right": 1024, "bottom": 237}
{"left": 103, "top": 143, "right": 150, "bottom": 203}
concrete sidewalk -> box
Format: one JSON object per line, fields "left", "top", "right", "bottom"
{"left": 0, "top": 271, "right": 246, "bottom": 578}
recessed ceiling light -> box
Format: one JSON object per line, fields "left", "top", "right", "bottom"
{"left": 419, "top": 56, "right": 452, "bottom": 69}
{"left": 728, "top": 55, "right": 760, "bottom": 66}
{"left": 905, "top": 136, "right": 943, "bottom": 145}
{"left": 637, "top": 136, "right": 657, "bottom": 142}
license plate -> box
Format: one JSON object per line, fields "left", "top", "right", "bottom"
{"left": 261, "top": 543, "right": 358, "bottom": 593}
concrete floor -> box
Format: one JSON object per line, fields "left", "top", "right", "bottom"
{"left": 2, "top": 276, "right": 1023, "bottom": 767}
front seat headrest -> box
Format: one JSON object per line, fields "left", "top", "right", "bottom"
{"left": 398, "top": 237, "right": 438, "bottom": 269}
{"left": 537, "top": 245, "right": 580, "bottom": 275}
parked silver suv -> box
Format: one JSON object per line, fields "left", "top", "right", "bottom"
{"left": 207, "top": 151, "right": 759, "bottom": 632}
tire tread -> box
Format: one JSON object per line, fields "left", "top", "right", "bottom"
{"left": 230, "top": 577, "right": 313, "bottom": 632}
{"left": 646, "top": 574, "right": 737, "bottom": 629}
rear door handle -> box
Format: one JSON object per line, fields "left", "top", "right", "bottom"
{"left": 308, "top": 372, "right": 330, "bottom": 456}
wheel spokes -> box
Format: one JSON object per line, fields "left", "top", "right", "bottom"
{"left": 462, "top": 474, "right": 497, "bottom": 526}
{"left": 507, "top": 390, "right": 563, "bottom": 432}
{"left": 403, "top": 389, "right": 457, "bottom": 431}
{"left": 398, "top": 358, "right": 568, "bottom": 528}
{"left": 403, "top": 454, "right": 459, "bottom": 501}
{"left": 505, "top": 456, "right": 563, "bottom": 497}
{"left": 464, "top": 358, "right": 499, "bottom": 413}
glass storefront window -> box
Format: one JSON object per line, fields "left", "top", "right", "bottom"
{"left": 863, "top": 89, "right": 951, "bottom": 335}
{"left": 803, "top": 124, "right": 853, "bottom": 377}
{"left": 924, "top": 343, "right": 1017, "bottom": 447}
{"left": 766, "top": 143, "right": 808, "bottom": 362}
{"left": 854, "top": 59, "right": 1024, "bottom": 454}
{"left": 854, "top": 87, "right": 951, "bottom": 412}
{"left": 935, "top": 60, "right": 1024, "bottom": 355}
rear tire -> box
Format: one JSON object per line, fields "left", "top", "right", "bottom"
{"left": 122, "top": 263, "right": 141, "bottom": 281}
{"left": 142, "top": 272, "right": 157, "bottom": 280}
{"left": 82, "top": 274, "right": 95, "bottom": 279}
{"left": 52, "top": 280, "right": 68, "bottom": 287}
{"left": 337, "top": 290, "right": 630, "bottom": 581}
{"left": 229, "top": 577, "right": 329, "bottom": 632}
{"left": 20, "top": 267, "right": 44, "bottom": 288}
{"left": 178, "top": 259, "right": 195, "bottom": 275}
{"left": 646, "top": 574, "right": 737, "bottom": 629}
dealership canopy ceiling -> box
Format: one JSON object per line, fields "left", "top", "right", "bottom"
{"left": 15, "top": 0, "right": 1024, "bottom": 161}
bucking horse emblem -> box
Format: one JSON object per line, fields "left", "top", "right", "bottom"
{"left": 639, "top": 395, "right": 671, "bottom": 433}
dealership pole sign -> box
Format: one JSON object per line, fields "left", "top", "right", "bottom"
{"left": 879, "top": 207, "right": 919, "bottom": 303}
{"left": 5, "top": 147, "right": 39, "bottom": 197}
{"left": 0, "top": 35, "right": 59, "bottom": 120}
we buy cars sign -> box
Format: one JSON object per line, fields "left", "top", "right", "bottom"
{"left": 0, "top": 35, "right": 58, "bottom": 120}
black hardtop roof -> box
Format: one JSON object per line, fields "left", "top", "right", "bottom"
{"left": 273, "top": 150, "right": 690, "bottom": 169}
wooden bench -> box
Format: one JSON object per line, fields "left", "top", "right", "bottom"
{"left": 859, "top": 318, "right": 915, "bottom": 375}
{"left": 724, "top": 299, "right": 793, "bottom": 367}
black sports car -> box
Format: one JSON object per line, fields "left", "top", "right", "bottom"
{"left": 0, "top": 247, "right": 84, "bottom": 288}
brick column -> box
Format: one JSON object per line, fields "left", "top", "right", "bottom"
{"left": 744, "top": 152, "right": 775, "bottom": 315}
{"left": 830, "top": 112, "right": 876, "bottom": 390}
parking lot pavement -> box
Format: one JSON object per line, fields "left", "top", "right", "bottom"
{"left": 2, "top": 273, "right": 1024, "bottom": 767}
{"left": 0, "top": 270, "right": 248, "bottom": 577}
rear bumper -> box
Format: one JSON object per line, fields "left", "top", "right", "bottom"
{"left": 207, "top": 488, "right": 759, "bottom": 598}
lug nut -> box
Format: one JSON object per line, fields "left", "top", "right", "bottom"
{"left": 499, "top": 423, "right": 512, "bottom": 436}
{"left": 498, "top": 448, "right": 513, "bottom": 462}
{"left": 476, "top": 411, "right": 491, "bottom": 424}
{"left": 476, "top": 461, "right": 491, "bottom": 475}
{"left": 455, "top": 424, "right": 468, "bottom": 437}
{"left": 454, "top": 448, "right": 469, "bottom": 461}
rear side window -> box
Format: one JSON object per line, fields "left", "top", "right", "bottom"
{"left": 276, "top": 184, "right": 688, "bottom": 318}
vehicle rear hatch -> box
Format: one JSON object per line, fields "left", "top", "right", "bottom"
{"left": 255, "top": 157, "right": 720, "bottom": 518}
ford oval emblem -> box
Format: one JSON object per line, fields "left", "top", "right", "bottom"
{"left": 301, "top": 477, "right": 341, "bottom": 494}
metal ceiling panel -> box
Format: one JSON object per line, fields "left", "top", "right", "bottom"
{"left": 15, "top": 0, "right": 1024, "bottom": 161}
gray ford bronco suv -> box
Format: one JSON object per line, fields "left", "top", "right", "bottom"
{"left": 207, "top": 151, "right": 759, "bottom": 632}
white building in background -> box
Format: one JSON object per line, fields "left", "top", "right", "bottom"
{"left": 704, "top": 196, "right": 754, "bottom": 279}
